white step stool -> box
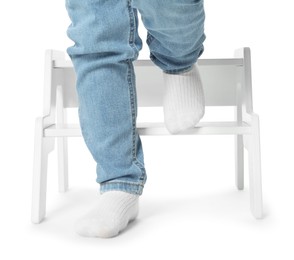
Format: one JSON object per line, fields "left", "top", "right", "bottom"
{"left": 31, "top": 47, "right": 263, "bottom": 223}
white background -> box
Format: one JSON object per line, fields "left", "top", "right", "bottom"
{"left": 1, "top": 0, "right": 294, "bottom": 259}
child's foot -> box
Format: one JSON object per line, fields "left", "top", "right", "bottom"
{"left": 74, "top": 191, "right": 139, "bottom": 238}
{"left": 163, "top": 64, "right": 205, "bottom": 134}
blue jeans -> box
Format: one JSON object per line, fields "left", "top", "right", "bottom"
{"left": 65, "top": 0, "right": 205, "bottom": 195}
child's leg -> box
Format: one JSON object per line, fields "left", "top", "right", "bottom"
{"left": 65, "top": 0, "right": 146, "bottom": 238}
{"left": 133, "top": 0, "right": 206, "bottom": 134}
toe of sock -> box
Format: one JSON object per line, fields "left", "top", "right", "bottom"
{"left": 165, "top": 112, "right": 204, "bottom": 134}
{"left": 74, "top": 217, "right": 119, "bottom": 238}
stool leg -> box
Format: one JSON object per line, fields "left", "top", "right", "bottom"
{"left": 57, "top": 137, "right": 68, "bottom": 192}
{"left": 248, "top": 114, "right": 263, "bottom": 219}
{"left": 234, "top": 83, "right": 244, "bottom": 190}
{"left": 31, "top": 118, "right": 55, "bottom": 223}
{"left": 56, "top": 85, "right": 69, "bottom": 192}
{"left": 235, "top": 134, "right": 244, "bottom": 190}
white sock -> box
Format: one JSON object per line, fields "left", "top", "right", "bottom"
{"left": 74, "top": 191, "right": 139, "bottom": 238}
{"left": 163, "top": 64, "right": 205, "bottom": 134}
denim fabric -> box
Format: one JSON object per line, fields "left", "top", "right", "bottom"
{"left": 65, "top": 0, "right": 205, "bottom": 195}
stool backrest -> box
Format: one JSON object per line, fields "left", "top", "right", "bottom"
{"left": 45, "top": 48, "right": 252, "bottom": 116}
{"left": 134, "top": 59, "right": 243, "bottom": 107}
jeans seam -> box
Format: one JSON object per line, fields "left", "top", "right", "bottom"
{"left": 146, "top": 32, "right": 154, "bottom": 45}
{"left": 126, "top": 61, "right": 146, "bottom": 184}
{"left": 127, "top": 0, "right": 146, "bottom": 184}
{"left": 103, "top": 180, "right": 144, "bottom": 187}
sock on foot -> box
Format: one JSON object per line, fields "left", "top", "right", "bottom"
{"left": 162, "top": 64, "right": 205, "bottom": 134}
{"left": 74, "top": 191, "right": 139, "bottom": 238}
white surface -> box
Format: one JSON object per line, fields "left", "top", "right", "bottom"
{"left": 1, "top": 0, "right": 294, "bottom": 259}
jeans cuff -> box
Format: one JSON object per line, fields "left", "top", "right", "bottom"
{"left": 100, "top": 181, "right": 144, "bottom": 195}
{"left": 163, "top": 65, "right": 194, "bottom": 75}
